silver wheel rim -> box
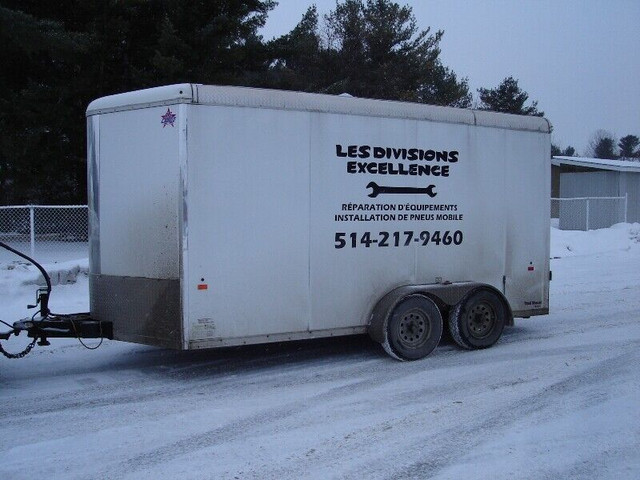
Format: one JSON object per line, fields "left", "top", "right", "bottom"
{"left": 398, "top": 309, "right": 430, "bottom": 347}
{"left": 466, "top": 301, "right": 495, "bottom": 339}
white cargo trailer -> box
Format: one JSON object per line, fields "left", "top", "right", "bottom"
{"left": 86, "top": 84, "right": 550, "bottom": 360}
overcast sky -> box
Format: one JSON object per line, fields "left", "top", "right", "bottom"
{"left": 260, "top": 0, "right": 640, "bottom": 155}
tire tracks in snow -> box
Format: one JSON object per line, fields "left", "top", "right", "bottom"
{"left": 223, "top": 344, "right": 639, "bottom": 480}
{"left": 87, "top": 348, "right": 503, "bottom": 479}
{"left": 384, "top": 347, "right": 640, "bottom": 480}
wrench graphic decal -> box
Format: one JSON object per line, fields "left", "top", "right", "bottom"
{"left": 366, "top": 182, "right": 437, "bottom": 198}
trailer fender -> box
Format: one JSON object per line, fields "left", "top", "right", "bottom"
{"left": 368, "top": 282, "right": 513, "bottom": 346}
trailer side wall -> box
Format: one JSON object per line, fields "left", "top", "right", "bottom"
{"left": 182, "top": 98, "right": 549, "bottom": 348}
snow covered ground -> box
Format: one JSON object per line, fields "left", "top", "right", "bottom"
{"left": 0, "top": 239, "right": 89, "bottom": 265}
{"left": 1, "top": 224, "right": 639, "bottom": 480}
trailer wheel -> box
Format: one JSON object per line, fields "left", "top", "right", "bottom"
{"left": 385, "top": 295, "right": 443, "bottom": 361}
{"left": 448, "top": 289, "right": 506, "bottom": 350}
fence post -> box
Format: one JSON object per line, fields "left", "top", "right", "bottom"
{"left": 624, "top": 193, "right": 628, "bottom": 223}
{"left": 29, "top": 205, "right": 36, "bottom": 258}
{"left": 585, "top": 199, "right": 590, "bottom": 231}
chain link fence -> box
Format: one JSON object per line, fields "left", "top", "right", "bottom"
{"left": 551, "top": 195, "right": 628, "bottom": 231}
{"left": 0, "top": 197, "right": 631, "bottom": 263}
{"left": 0, "top": 206, "right": 88, "bottom": 264}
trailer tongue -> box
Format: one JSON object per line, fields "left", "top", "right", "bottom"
{"left": 0, "top": 241, "right": 112, "bottom": 359}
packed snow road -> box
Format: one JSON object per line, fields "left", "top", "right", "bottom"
{"left": 1, "top": 226, "right": 639, "bottom": 479}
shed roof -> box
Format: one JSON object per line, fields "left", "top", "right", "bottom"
{"left": 552, "top": 156, "right": 640, "bottom": 173}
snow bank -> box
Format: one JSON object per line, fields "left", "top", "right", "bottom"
{"left": 0, "top": 258, "right": 88, "bottom": 287}
{"left": 551, "top": 222, "right": 640, "bottom": 258}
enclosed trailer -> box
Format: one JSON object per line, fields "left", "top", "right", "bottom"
{"left": 86, "top": 84, "right": 550, "bottom": 360}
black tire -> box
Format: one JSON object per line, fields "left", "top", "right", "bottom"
{"left": 385, "top": 295, "right": 443, "bottom": 361}
{"left": 448, "top": 288, "right": 506, "bottom": 350}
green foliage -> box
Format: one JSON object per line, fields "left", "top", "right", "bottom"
{"left": 0, "top": 0, "right": 275, "bottom": 204}
{"left": 594, "top": 138, "right": 617, "bottom": 159}
{"left": 551, "top": 144, "right": 576, "bottom": 157}
{"left": 477, "top": 76, "right": 543, "bottom": 117}
{"left": 618, "top": 135, "right": 639, "bottom": 159}
{"left": 0, "top": 5, "right": 89, "bottom": 204}
{"left": 0, "top": 0, "right": 473, "bottom": 204}
{"left": 263, "top": 6, "right": 326, "bottom": 91}
{"left": 589, "top": 131, "right": 617, "bottom": 160}
{"left": 265, "top": 0, "right": 471, "bottom": 107}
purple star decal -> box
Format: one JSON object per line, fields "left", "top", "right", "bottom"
{"left": 161, "top": 108, "right": 177, "bottom": 128}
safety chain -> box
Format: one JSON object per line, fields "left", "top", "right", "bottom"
{"left": 0, "top": 337, "right": 38, "bottom": 359}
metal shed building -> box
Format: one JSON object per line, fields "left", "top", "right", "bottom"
{"left": 551, "top": 156, "right": 640, "bottom": 230}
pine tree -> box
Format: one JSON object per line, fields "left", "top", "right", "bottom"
{"left": 618, "top": 135, "right": 639, "bottom": 159}
{"left": 264, "top": 6, "right": 327, "bottom": 91}
{"left": 0, "top": 0, "right": 276, "bottom": 204}
{"left": 552, "top": 144, "right": 576, "bottom": 157}
{"left": 588, "top": 131, "right": 618, "bottom": 159}
{"left": 266, "top": 0, "right": 471, "bottom": 107}
{"left": 594, "top": 138, "right": 617, "bottom": 159}
{"left": 0, "top": 5, "right": 89, "bottom": 204}
{"left": 477, "top": 76, "right": 543, "bottom": 116}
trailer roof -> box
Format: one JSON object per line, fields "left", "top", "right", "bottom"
{"left": 87, "top": 83, "right": 550, "bottom": 133}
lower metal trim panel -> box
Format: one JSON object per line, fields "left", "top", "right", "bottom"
{"left": 513, "top": 308, "right": 549, "bottom": 318}
{"left": 90, "top": 274, "right": 182, "bottom": 349}
{"left": 188, "top": 326, "right": 367, "bottom": 350}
